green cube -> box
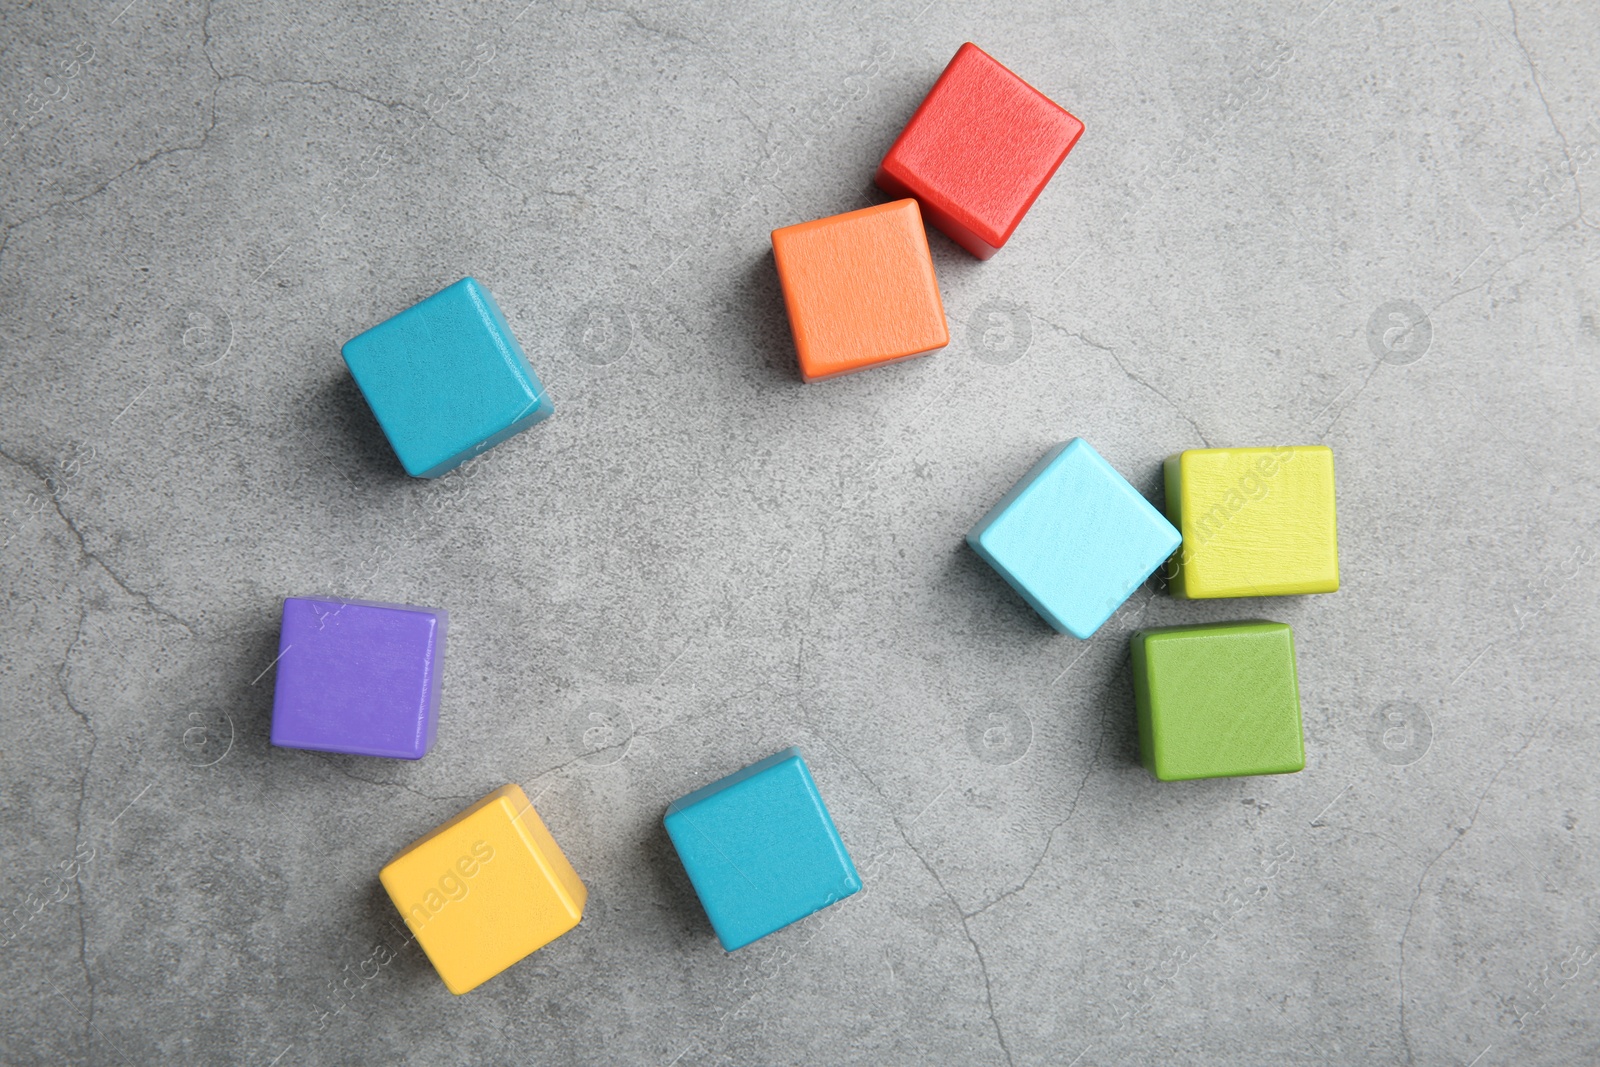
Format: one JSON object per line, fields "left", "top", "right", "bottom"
{"left": 1130, "top": 621, "right": 1306, "bottom": 781}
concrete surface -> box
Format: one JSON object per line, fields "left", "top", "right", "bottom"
{"left": 2, "top": 1, "right": 1598, "bottom": 1064}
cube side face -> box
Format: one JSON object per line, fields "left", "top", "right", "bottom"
{"left": 1169, "top": 447, "right": 1339, "bottom": 598}
{"left": 341, "top": 277, "right": 553, "bottom": 478}
{"left": 876, "top": 42, "right": 1084, "bottom": 257}
{"left": 969, "top": 439, "right": 1180, "bottom": 638}
{"left": 270, "top": 597, "right": 444, "bottom": 759}
{"left": 664, "top": 751, "right": 860, "bottom": 951}
{"left": 771, "top": 200, "right": 949, "bottom": 382}
{"left": 664, "top": 746, "right": 806, "bottom": 812}
{"left": 967, "top": 443, "right": 1073, "bottom": 632}
{"left": 380, "top": 785, "right": 583, "bottom": 995}
{"left": 1161, "top": 454, "right": 1191, "bottom": 598}
{"left": 1129, "top": 632, "right": 1158, "bottom": 774}
{"left": 968, "top": 519, "right": 1073, "bottom": 635}
{"left": 1138, "top": 623, "right": 1305, "bottom": 781}
{"left": 874, "top": 162, "right": 999, "bottom": 260}
{"left": 505, "top": 794, "right": 588, "bottom": 917}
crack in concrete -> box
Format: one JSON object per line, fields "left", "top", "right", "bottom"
{"left": 222, "top": 72, "right": 411, "bottom": 115}
{"left": 626, "top": 679, "right": 804, "bottom": 760}
{"left": 199, "top": 0, "right": 223, "bottom": 128}
{"left": 902, "top": 832, "right": 1016, "bottom": 1067}
{"left": 1506, "top": 0, "right": 1590, "bottom": 228}
{"left": 0, "top": 448, "right": 198, "bottom": 635}
{"left": 314, "top": 758, "right": 478, "bottom": 805}
{"left": 1313, "top": 356, "right": 1383, "bottom": 443}
{"left": 3, "top": 0, "right": 512, "bottom": 275}
{"left": 599, "top": 0, "right": 777, "bottom": 123}
{"left": 2, "top": 0, "right": 224, "bottom": 271}
{"left": 220, "top": 67, "right": 459, "bottom": 152}
{"left": 0, "top": 118, "right": 207, "bottom": 261}
{"left": 964, "top": 719, "right": 1109, "bottom": 923}
{"left": 823, "top": 744, "right": 1015, "bottom": 1066}
{"left": 1394, "top": 703, "right": 1557, "bottom": 1064}
{"left": 609, "top": 7, "right": 709, "bottom": 51}
{"left": 55, "top": 601, "right": 99, "bottom": 1059}
{"left": 1331, "top": 221, "right": 1583, "bottom": 454}
{"left": 1035, "top": 316, "right": 1214, "bottom": 448}
{"left": 1435, "top": 211, "right": 1582, "bottom": 316}
{"left": 0, "top": 84, "right": 218, "bottom": 273}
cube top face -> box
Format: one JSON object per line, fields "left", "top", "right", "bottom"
{"left": 875, "top": 42, "right": 1084, "bottom": 259}
{"left": 1131, "top": 622, "right": 1305, "bottom": 781}
{"left": 967, "top": 439, "right": 1181, "bottom": 639}
{"left": 341, "top": 277, "right": 553, "bottom": 478}
{"left": 1164, "top": 446, "right": 1340, "bottom": 598}
{"left": 771, "top": 199, "right": 949, "bottom": 382}
{"left": 663, "top": 747, "right": 861, "bottom": 951}
{"left": 270, "top": 596, "right": 446, "bottom": 759}
{"left": 379, "top": 784, "right": 587, "bottom": 995}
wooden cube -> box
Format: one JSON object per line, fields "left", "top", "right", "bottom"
{"left": 771, "top": 199, "right": 949, "bottom": 382}
{"left": 270, "top": 597, "right": 445, "bottom": 760}
{"left": 379, "top": 785, "right": 586, "bottom": 994}
{"left": 967, "top": 439, "right": 1180, "bottom": 638}
{"left": 342, "top": 277, "right": 553, "bottom": 478}
{"left": 875, "top": 43, "right": 1084, "bottom": 259}
{"left": 1163, "top": 446, "right": 1340, "bottom": 598}
{"left": 1131, "top": 621, "right": 1306, "bottom": 781}
{"left": 664, "top": 748, "right": 860, "bottom": 950}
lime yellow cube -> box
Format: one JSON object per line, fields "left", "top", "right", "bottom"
{"left": 379, "top": 784, "right": 586, "bottom": 994}
{"left": 1163, "top": 446, "right": 1339, "bottom": 599}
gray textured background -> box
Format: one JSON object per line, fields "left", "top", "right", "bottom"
{"left": 2, "top": 0, "right": 1598, "bottom": 1064}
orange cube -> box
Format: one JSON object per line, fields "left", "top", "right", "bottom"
{"left": 771, "top": 199, "right": 949, "bottom": 382}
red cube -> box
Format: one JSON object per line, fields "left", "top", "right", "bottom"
{"left": 875, "top": 43, "right": 1084, "bottom": 260}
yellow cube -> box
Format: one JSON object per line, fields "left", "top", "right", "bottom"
{"left": 379, "top": 784, "right": 586, "bottom": 994}
{"left": 1163, "top": 446, "right": 1339, "bottom": 599}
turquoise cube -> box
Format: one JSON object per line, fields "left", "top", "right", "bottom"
{"left": 968, "top": 438, "right": 1181, "bottom": 638}
{"left": 664, "top": 747, "right": 860, "bottom": 951}
{"left": 341, "top": 277, "right": 553, "bottom": 478}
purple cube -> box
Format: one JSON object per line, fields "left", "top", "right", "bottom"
{"left": 270, "top": 597, "right": 447, "bottom": 759}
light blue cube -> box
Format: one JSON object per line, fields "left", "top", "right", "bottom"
{"left": 341, "top": 277, "right": 553, "bottom": 478}
{"left": 663, "top": 747, "right": 860, "bottom": 951}
{"left": 967, "top": 438, "right": 1181, "bottom": 638}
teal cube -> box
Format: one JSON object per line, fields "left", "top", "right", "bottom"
{"left": 967, "top": 438, "right": 1181, "bottom": 638}
{"left": 341, "top": 277, "right": 553, "bottom": 478}
{"left": 664, "top": 748, "right": 860, "bottom": 951}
